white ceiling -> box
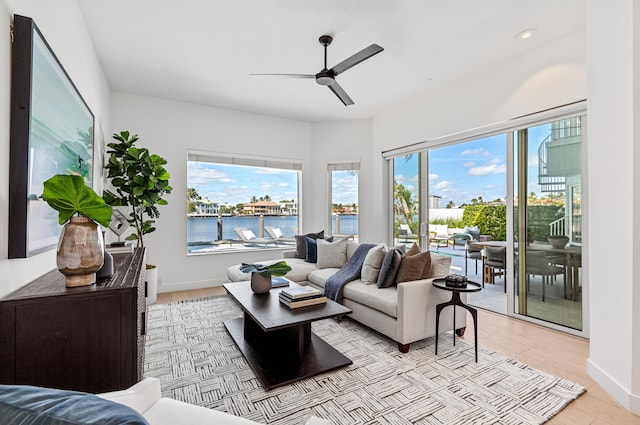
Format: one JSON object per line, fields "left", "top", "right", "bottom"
{"left": 77, "top": 0, "right": 585, "bottom": 122}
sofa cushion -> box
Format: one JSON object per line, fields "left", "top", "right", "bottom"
{"left": 304, "top": 236, "right": 319, "bottom": 263}
{"left": 346, "top": 240, "right": 359, "bottom": 261}
{"left": 307, "top": 268, "right": 340, "bottom": 289}
{"left": 343, "top": 281, "right": 397, "bottom": 318}
{"left": 429, "top": 253, "right": 451, "bottom": 278}
{"left": 361, "top": 243, "right": 387, "bottom": 284}
{"left": 294, "top": 230, "right": 324, "bottom": 259}
{"left": 227, "top": 258, "right": 317, "bottom": 283}
{"left": 316, "top": 238, "right": 348, "bottom": 268}
{"left": 0, "top": 384, "right": 148, "bottom": 425}
{"left": 376, "top": 246, "right": 405, "bottom": 288}
{"left": 396, "top": 250, "right": 431, "bottom": 283}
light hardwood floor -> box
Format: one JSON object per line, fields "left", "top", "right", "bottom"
{"left": 156, "top": 288, "right": 640, "bottom": 425}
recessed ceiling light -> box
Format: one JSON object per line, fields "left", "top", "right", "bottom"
{"left": 515, "top": 29, "right": 537, "bottom": 40}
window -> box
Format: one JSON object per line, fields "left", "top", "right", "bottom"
{"left": 186, "top": 151, "right": 301, "bottom": 254}
{"left": 328, "top": 161, "right": 360, "bottom": 238}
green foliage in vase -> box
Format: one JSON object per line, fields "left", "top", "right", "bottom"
{"left": 42, "top": 174, "right": 112, "bottom": 227}
{"left": 239, "top": 261, "right": 292, "bottom": 277}
{"left": 103, "top": 131, "right": 172, "bottom": 248}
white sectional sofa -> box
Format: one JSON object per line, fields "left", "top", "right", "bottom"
{"left": 227, "top": 240, "right": 468, "bottom": 353}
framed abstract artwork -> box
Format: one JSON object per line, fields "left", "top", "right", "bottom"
{"left": 8, "top": 15, "right": 95, "bottom": 258}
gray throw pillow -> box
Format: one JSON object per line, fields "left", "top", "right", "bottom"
{"left": 361, "top": 243, "right": 387, "bottom": 284}
{"left": 376, "top": 246, "right": 406, "bottom": 288}
{"left": 294, "top": 230, "right": 324, "bottom": 259}
{"left": 316, "top": 238, "right": 348, "bottom": 268}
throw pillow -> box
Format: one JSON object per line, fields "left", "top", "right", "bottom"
{"left": 304, "top": 236, "right": 319, "bottom": 263}
{"left": 396, "top": 249, "right": 432, "bottom": 283}
{"left": 376, "top": 246, "right": 406, "bottom": 288}
{"left": 0, "top": 384, "right": 149, "bottom": 425}
{"left": 295, "top": 230, "right": 324, "bottom": 259}
{"left": 316, "top": 238, "right": 348, "bottom": 268}
{"left": 361, "top": 243, "right": 387, "bottom": 284}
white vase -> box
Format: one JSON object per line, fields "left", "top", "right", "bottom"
{"left": 146, "top": 265, "right": 159, "bottom": 305}
{"left": 250, "top": 272, "right": 272, "bottom": 294}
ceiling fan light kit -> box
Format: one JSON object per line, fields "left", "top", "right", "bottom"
{"left": 251, "top": 35, "right": 383, "bottom": 106}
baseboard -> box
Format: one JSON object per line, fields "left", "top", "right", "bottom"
{"left": 158, "top": 277, "right": 228, "bottom": 293}
{"left": 587, "top": 358, "right": 640, "bottom": 414}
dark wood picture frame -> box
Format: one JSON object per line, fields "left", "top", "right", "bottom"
{"left": 9, "top": 15, "right": 95, "bottom": 258}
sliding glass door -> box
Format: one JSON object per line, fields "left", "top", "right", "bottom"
{"left": 386, "top": 110, "right": 585, "bottom": 335}
{"left": 514, "top": 117, "right": 583, "bottom": 330}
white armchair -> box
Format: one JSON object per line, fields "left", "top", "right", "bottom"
{"left": 100, "top": 377, "right": 330, "bottom": 425}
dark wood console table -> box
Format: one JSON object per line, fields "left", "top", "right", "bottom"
{"left": 0, "top": 248, "right": 146, "bottom": 393}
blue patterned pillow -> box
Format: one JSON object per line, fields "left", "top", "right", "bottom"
{"left": 0, "top": 384, "right": 149, "bottom": 425}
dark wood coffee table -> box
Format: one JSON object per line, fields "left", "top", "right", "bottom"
{"left": 223, "top": 281, "right": 352, "bottom": 390}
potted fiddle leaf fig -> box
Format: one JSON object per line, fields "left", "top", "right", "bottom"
{"left": 103, "top": 131, "right": 172, "bottom": 304}
{"left": 42, "top": 174, "right": 112, "bottom": 287}
{"left": 240, "top": 261, "right": 292, "bottom": 294}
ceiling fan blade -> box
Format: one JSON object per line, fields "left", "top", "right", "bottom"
{"left": 329, "top": 44, "right": 384, "bottom": 76}
{"left": 328, "top": 82, "right": 354, "bottom": 106}
{"left": 249, "top": 73, "right": 315, "bottom": 79}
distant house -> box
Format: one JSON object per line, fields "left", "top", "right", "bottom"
{"left": 243, "top": 201, "right": 282, "bottom": 216}
{"left": 280, "top": 200, "right": 298, "bottom": 216}
{"left": 194, "top": 200, "right": 219, "bottom": 215}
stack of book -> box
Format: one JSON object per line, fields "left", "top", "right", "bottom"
{"left": 106, "top": 242, "right": 134, "bottom": 254}
{"left": 279, "top": 286, "right": 326, "bottom": 309}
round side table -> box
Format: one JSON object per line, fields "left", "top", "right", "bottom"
{"left": 432, "top": 278, "right": 482, "bottom": 362}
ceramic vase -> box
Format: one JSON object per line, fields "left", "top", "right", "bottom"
{"left": 97, "top": 231, "right": 114, "bottom": 279}
{"left": 56, "top": 216, "right": 104, "bottom": 287}
{"left": 250, "top": 272, "right": 272, "bottom": 294}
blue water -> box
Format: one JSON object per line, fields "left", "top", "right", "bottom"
{"left": 187, "top": 215, "right": 358, "bottom": 243}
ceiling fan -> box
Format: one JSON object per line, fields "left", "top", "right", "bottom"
{"left": 251, "top": 35, "right": 384, "bottom": 106}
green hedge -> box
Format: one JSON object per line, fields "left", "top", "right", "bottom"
{"left": 461, "top": 205, "right": 506, "bottom": 240}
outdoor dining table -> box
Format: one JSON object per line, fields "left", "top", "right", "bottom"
{"left": 469, "top": 240, "right": 582, "bottom": 301}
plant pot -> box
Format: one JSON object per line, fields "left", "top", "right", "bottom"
{"left": 56, "top": 216, "right": 104, "bottom": 287}
{"left": 146, "top": 265, "right": 158, "bottom": 305}
{"left": 250, "top": 272, "right": 272, "bottom": 294}
{"left": 548, "top": 235, "right": 569, "bottom": 249}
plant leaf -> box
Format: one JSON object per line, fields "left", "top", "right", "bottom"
{"left": 42, "top": 174, "right": 112, "bottom": 227}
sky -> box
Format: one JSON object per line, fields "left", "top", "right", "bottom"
{"left": 394, "top": 124, "right": 551, "bottom": 207}
{"left": 188, "top": 124, "right": 554, "bottom": 207}
{"left": 187, "top": 162, "right": 299, "bottom": 205}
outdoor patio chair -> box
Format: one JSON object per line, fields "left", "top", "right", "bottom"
{"left": 484, "top": 245, "right": 507, "bottom": 292}
{"left": 265, "top": 226, "right": 295, "bottom": 244}
{"left": 398, "top": 224, "right": 418, "bottom": 243}
{"left": 234, "top": 227, "right": 277, "bottom": 247}
{"left": 465, "top": 241, "right": 482, "bottom": 275}
{"left": 429, "top": 224, "right": 449, "bottom": 249}
{"left": 450, "top": 232, "right": 472, "bottom": 250}
{"left": 525, "top": 250, "right": 565, "bottom": 302}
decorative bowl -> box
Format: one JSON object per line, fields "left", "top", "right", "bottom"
{"left": 548, "top": 235, "right": 569, "bottom": 249}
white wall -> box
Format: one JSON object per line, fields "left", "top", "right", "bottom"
{"left": 0, "top": 0, "right": 111, "bottom": 299}
{"left": 110, "top": 92, "right": 312, "bottom": 292}
{"left": 309, "top": 120, "right": 374, "bottom": 242}
{"left": 586, "top": 0, "right": 640, "bottom": 413}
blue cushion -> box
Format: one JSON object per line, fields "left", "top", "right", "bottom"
{"left": 305, "top": 236, "right": 318, "bottom": 263}
{"left": 0, "top": 384, "right": 149, "bottom": 425}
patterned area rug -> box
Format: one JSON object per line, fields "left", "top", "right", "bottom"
{"left": 144, "top": 296, "right": 585, "bottom": 424}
